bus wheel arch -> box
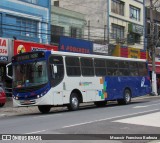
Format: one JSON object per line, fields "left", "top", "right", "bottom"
{"left": 118, "top": 88, "right": 132, "bottom": 105}
{"left": 67, "top": 89, "right": 82, "bottom": 111}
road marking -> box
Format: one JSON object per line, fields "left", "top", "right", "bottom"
{"left": 33, "top": 114, "right": 62, "bottom": 119}
{"left": 114, "top": 112, "right": 160, "bottom": 127}
{"left": 0, "top": 114, "right": 6, "bottom": 116}
{"left": 25, "top": 130, "right": 47, "bottom": 134}
{"left": 133, "top": 103, "right": 160, "bottom": 108}
{"left": 62, "top": 109, "right": 159, "bottom": 128}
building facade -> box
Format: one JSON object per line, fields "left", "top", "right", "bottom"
{"left": 0, "top": 0, "right": 51, "bottom": 95}
{"left": 52, "top": 0, "right": 145, "bottom": 49}
{"left": 51, "top": 0, "right": 108, "bottom": 44}
{"left": 0, "top": 0, "right": 51, "bottom": 44}
{"left": 110, "top": 0, "right": 144, "bottom": 49}
{"left": 51, "top": 5, "right": 86, "bottom": 45}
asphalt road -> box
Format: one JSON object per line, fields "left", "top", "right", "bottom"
{"left": 0, "top": 95, "right": 160, "bottom": 143}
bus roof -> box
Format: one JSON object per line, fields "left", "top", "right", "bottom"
{"left": 51, "top": 51, "right": 147, "bottom": 62}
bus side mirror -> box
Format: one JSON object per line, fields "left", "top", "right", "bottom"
{"left": 6, "top": 63, "right": 12, "bottom": 79}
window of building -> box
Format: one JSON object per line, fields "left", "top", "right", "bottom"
{"left": 18, "top": 0, "right": 37, "bottom": 4}
{"left": 130, "top": 5, "right": 140, "bottom": 21}
{"left": 128, "top": 33, "right": 141, "bottom": 44}
{"left": 70, "top": 27, "right": 82, "bottom": 38}
{"left": 65, "top": 57, "right": 81, "bottom": 76}
{"left": 111, "top": 0, "right": 124, "bottom": 16}
{"left": 112, "top": 24, "right": 124, "bottom": 40}
{"left": 51, "top": 25, "right": 64, "bottom": 44}
{"left": 51, "top": 25, "right": 64, "bottom": 36}
{"left": 16, "top": 18, "right": 38, "bottom": 37}
{"left": 54, "top": 1, "right": 59, "bottom": 6}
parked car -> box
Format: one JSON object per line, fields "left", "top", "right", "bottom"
{"left": 0, "top": 87, "right": 6, "bottom": 107}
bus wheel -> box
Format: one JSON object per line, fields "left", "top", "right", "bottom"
{"left": 67, "top": 93, "right": 79, "bottom": 111}
{"left": 38, "top": 105, "right": 51, "bottom": 114}
{"left": 94, "top": 101, "right": 107, "bottom": 107}
{"left": 0, "top": 103, "right": 5, "bottom": 107}
{"left": 118, "top": 89, "right": 131, "bottom": 105}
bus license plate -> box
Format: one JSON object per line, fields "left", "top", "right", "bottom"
{"left": 23, "top": 100, "right": 31, "bottom": 104}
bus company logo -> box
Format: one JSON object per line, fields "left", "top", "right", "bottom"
{"left": 17, "top": 45, "right": 26, "bottom": 54}
{"left": 79, "top": 82, "right": 92, "bottom": 86}
{"left": 141, "top": 77, "right": 145, "bottom": 87}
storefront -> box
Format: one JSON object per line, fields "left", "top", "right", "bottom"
{"left": 0, "top": 37, "right": 13, "bottom": 96}
{"left": 112, "top": 45, "right": 147, "bottom": 59}
{"left": 14, "top": 40, "right": 58, "bottom": 55}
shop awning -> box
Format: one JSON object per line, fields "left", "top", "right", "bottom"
{"left": 149, "top": 65, "right": 160, "bottom": 74}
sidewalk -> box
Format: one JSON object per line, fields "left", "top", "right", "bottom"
{"left": 0, "top": 95, "right": 159, "bottom": 117}
{"left": 0, "top": 97, "right": 69, "bottom": 117}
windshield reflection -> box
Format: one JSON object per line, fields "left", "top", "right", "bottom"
{"left": 13, "top": 61, "right": 48, "bottom": 88}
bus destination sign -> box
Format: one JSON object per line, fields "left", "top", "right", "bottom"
{"left": 13, "top": 52, "right": 45, "bottom": 62}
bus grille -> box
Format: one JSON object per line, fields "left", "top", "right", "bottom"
{"left": 20, "top": 100, "right": 36, "bottom": 105}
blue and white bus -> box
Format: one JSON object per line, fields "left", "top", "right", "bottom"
{"left": 8, "top": 50, "right": 151, "bottom": 113}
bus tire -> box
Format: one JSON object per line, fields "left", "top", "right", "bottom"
{"left": 38, "top": 105, "right": 51, "bottom": 114}
{"left": 118, "top": 89, "right": 131, "bottom": 105}
{"left": 94, "top": 101, "right": 107, "bottom": 107}
{"left": 67, "top": 93, "right": 79, "bottom": 111}
{"left": 0, "top": 103, "right": 5, "bottom": 107}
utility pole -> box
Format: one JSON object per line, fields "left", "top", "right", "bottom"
{"left": 104, "top": 25, "right": 107, "bottom": 44}
{"left": 150, "top": 0, "right": 157, "bottom": 95}
{"left": 88, "top": 20, "right": 90, "bottom": 41}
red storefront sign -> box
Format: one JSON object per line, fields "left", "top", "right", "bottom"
{"left": 140, "top": 51, "right": 147, "bottom": 59}
{"left": 0, "top": 37, "right": 9, "bottom": 61}
{"left": 120, "top": 48, "right": 128, "bottom": 57}
{"left": 14, "top": 40, "right": 58, "bottom": 56}
{"left": 149, "top": 65, "right": 160, "bottom": 74}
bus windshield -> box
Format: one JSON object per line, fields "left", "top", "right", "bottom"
{"left": 13, "top": 61, "right": 48, "bottom": 88}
